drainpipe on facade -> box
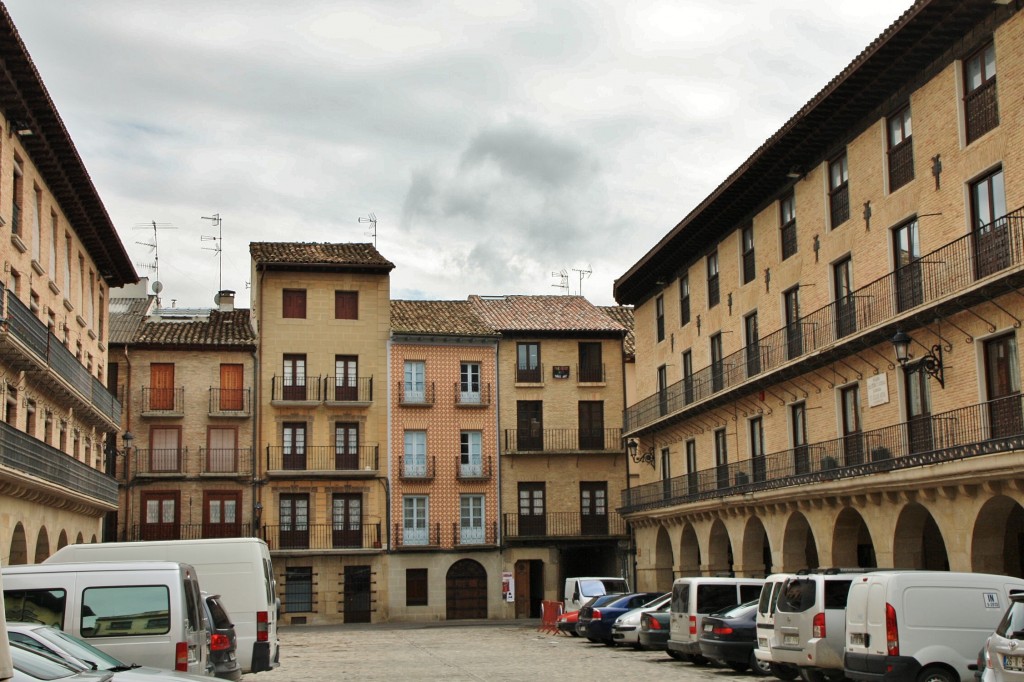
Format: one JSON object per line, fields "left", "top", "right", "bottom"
{"left": 122, "top": 344, "right": 132, "bottom": 541}
{"left": 254, "top": 270, "right": 265, "bottom": 542}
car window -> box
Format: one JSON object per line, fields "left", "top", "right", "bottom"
{"left": 81, "top": 585, "right": 171, "bottom": 638}
{"left": 757, "top": 583, "right": 774, "bottom": 616}
{"left": 718, "top": 600, "right": 758, "bottom": 619}
{"left": 740, "top": 585, "right": 762, "bottom": 602}
{"left": 777, "top": 578, "right": 816, "bottom": 613}
{"left": 672, "top": 584, "right": 689, "bottom": 612}
{"left": 696, "top": 585, "right": 739, "bottom": 614}
{"left": 579, "top": 580, "right": 609, "bottom": 598}
{"left": 184, "top": 578, "right": 203, "bottom": 634}
{"left": 997, "top": 601, "right": 1024, "bottom": 639}
{"left": 9, "top": 643, "right": 79, "bottom": 680}
{"left": 33, "top": 626, "right": 125, "bottom": 669}
{"left": 823, "top": 580, "right": 853, "bottom": 609}
{"left": 5, "top": 589, "right": 66, "bottom": 628}
{"left": 206, "top": 597, "right": 233, "bottom": 629}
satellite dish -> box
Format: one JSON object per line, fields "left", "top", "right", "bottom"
{"left": 151, "top": 280, "right": 163, "bottom": 294}
{"left": 214, "top": 292, "right": 221, "bottom": 305}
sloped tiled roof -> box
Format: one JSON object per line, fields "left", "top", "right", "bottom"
{"left": 132, "top": 309, "right": 256, "bottom": 348}
{"left": 391, "top": 300, "right": 497, "bottom": 337}
{"left": 108, "top": 296, "right": 155, "bottom": 345}
{"left": 601, "top": 305, "right": 635, "bottom": 358}
{"left": 469, "top": 295, "right": 626, "bottom": 335}
{"left": 249, "top": 242, "right": 394, "bottom": 270}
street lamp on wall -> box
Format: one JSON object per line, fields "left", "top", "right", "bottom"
{"left": 891, "top": 329, "right": 944, "bottom": 388}
{"left": 626, "top": 439, "right": 656, "bottom": 468}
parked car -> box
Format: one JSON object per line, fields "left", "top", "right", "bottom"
{"left": 575, "top": 594, "right": 625, "bottom": 641}
{"left": 698, "top": 599, "right": 771, "bottom": 675}
{"left": 579, "top": 592, "right": 661, "bottom": 646}
{"left": 202, "top": 594, "right": 241, "bottom": 681}
{"left": 7, "top": 639, "right": 213, "bottom": 682}
{"left": 563, "top": 577, "right": 630, "bottom": 614}
{"left": 557, "top": 609, "right": 579, "bottom": 637}
{"left": 611, "top": 592, "right": 670, "bottom": 648}
{"left": 667, "top": 576, "right": 764, "bottom": 664}
{"left": 6, "top": 623, "right": 215, "bottom": 682}
{"left": 753, "top": 577, "right": 800, "bottom": 681}
{"left": 638, "top": 602, "right": 671, "bottom": 652}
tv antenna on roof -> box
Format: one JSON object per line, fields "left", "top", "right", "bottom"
{"left": 551, "top": 269, "right": 569, "bottom": 295}
{"left": 201, "top": 213, "right": 223, "bottom": 291}
{"left": 358, "top": 213, "right": 377, "bottom": 247}
{"left": 132, "top": 220, "right": 177, "bottom": 284}
{"left": 573, "top": 265, "right": 592, "bottom": 297}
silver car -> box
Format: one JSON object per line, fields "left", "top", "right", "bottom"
{"left": 611, "top": 592, "right": 671, "bottom": 648}
{"left": 983, "top": 593, "right": 1024, "bottom": 681}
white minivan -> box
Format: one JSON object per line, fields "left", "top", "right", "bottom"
{"left": 46, "top": 538, "right": 279, "bottom": 674}
{"left": 845, "top": 570, "right": 1024, "bottom": 682}
{"left": 754, "top": 573, "right": 800, "bottom": 680}
{"left": 2, "top": 560, "right": 208, "bottom": 675}
{"left": 667, "top": 576, "right": 764, "bottom": 663}
{"left": 563, "top": 576, "right": 630, "bottom": 613}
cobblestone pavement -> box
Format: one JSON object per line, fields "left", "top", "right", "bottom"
{"left": 258, "top": 621, "right": 766, "bottom": 681}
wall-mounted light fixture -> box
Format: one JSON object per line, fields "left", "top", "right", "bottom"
{"left": 891, "top": 329, "right": 944, "bottom": 388}
{"left": 626, "top": 438, "right": 656, "bottom": 468}
{"left": 13, "top": 121, "right": 32, "bottom": 137}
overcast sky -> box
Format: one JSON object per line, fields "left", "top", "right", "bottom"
{"left": 5, "top": 0, "right": 907, "bottom": 309}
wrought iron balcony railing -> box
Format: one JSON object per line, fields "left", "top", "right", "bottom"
{"left": 397, "top": 381, "right": 435, "bottom": 406}
{"left": 625, "top": 207, "right": 1024, "bottom": 434}
{"left": 577, "top": 363, "right": 606, "bottom": 383}
{"left": 324, "top": 376, "right": 373, "bottom": 403}
{"left": 457, "top": 455, "right": 493, "bottom": 481}
{"left": 262, "top": 522, "right": 382, "bottom": 551}
{"left": 453, "top": 382, "right": 492, "bottom": 407}
{"left": 502, "top": 511, "right": 628, "bottom": 539}
{"left": 199, "top": 447, "right": 254, "bottom": 475}
{"left": 141, "top": 387, "right": 185, "bottom": 415}
{"left": 133, "top": 447, "right": 189, "bottom": 475}
{"left": 393, "top": 522, "right": 441, "bottom": 549}
{"left": 621, "top": 393, "right": 1024, "bottom": 514}
{"left": 504, "top": 427, "right": 623, "bottom": 454}
{"left": 266, "top": 445, "right": 379, "bottom": 473}
{"left": 120, "top": 522, "right": 255, "bottom": 542}
{"left": 515, "top": 363, "right": 544, "bottom": 383}
{"left": 399, "top": 456, "right": 436, "bottom": 480}
{"left": 270, "top": 376, "right": 322, "bottom": 402}
{"left": 208, "top": 388, "right": 251, "bottom": 415}
{"left": 965, "top": 76, "right": 999, "bottom": 144}
{"left": 452, "top": 521, "right": 498, "bottom": 546}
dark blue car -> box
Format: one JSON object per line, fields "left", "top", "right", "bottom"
{"left": 577, "top": 592, "right": 661, "bottom": 645}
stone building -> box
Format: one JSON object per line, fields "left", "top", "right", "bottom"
{"left": 615, "top": 0, "right": 1024, "bottom": 587}
{"left": 0, "top": 5, "right": 136, "bottom": 563}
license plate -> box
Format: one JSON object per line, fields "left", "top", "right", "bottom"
{"left": 704, "top": 624, "right": 713, "bottom": 632}
{"left": 850, "top": 633, "right": 865, "bottom": 646}
{"left": 784, "top": 634, "right": 800, "bottom": 646}
{"left": 1006, "top": 655, "right": 1024, "bottom": 671}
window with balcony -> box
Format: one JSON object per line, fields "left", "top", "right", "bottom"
{"left": 219, "top": 363, "right": 244, "bottom": 411}
{"left": 791, "top": 402, "right": 808, "bottom": 474}
{"left": 971, "top": 167, "right": 1008, "bottom": 279}
{"left": 282, "top": 422, "right": 306, "bottom": 470}
{"left": 578, "top": 401, "right": 604, "bottom": 450}
{"left": 680, "top": 275, "right": 691, "bottom": 325}
{"left": 741, "top": 224, "right": 755, "bottom": 284}
{"left": 11, "top": 156, "right": 23, "bottom": 237}
{"left": 335, "top": 422, "right": 359, "bottom": 469}
{"left": 657, "top": 365, "right": 668, "bottom": 415}
{"left": 707, "top": 250, "right": 720, "bottom": 308}
{"left": 207, "top": 426, "right": 237, "bottom": 473}
{"left": 404, "top": 430, "right": 427, "bottom": 477}
{"left": 334, "top": 355, "right": 358, "bottom": 401}
{"left": 660, "top": 449, "right": 671, "bottom": 499}
{"left": 685, "top": 440, "right": 698, "bottom": 495}
{"left": 517, "top": 483, "right": 545, "bottom": 536}
{"left": 655, "top": 295, "right": 665, "bottom": 342}
{"left": 32, "top": 185, "right": 41, "bottom": 262}
{"left": 516, "top": 401, "right": 543, "bottom": 450}
{"left": 332, "top": 493, "right": 362, "bottom": 548}
{"left": 964, "top": 42, "right": 998, "bottom": 144}
{"left": 580, "top": 482, "right": 608, "bottom": 535}
{"left": 905, "top": 361, "right": 933, "bottom": 454}
{"left": 282, "top": 289, "right": 306, "bottom": 318}
{"left": 142, "top": 491, "right": 179, "bottom": 541}
{"left": 403, "top": 360, "right": 426, "bottom": 402}
{"left": 460, "top": 430, "right": 482, "bottom": 477}
{"left": 149, "top": 363, "right": 175, "bottom": 411}
{"left": 204, "top": 491, "right": 241, "bottom": 539}
{"left": 710, "top": 333, "right": 724, "bottom": 392}
{"left": 714, "top": 428, "right": 728, "bottom": 489}
{"left": 49, "top": 211, "right": 57, "bottom": 276}
{"left": 840, "top": 384, "right": 863, "bottom": 466}
{"left": 458, "top": 361, "right": 481, "bottom": 404}
{"left": 893, "top": 218, "right": 922, "bottom": 311}
{"left": 750, "top": 417, "right": 766, "bottom": 482}
{"left": 682, "top": 352, "right": 693, "bottom": 404}
{"left": 833, "top": 256, "right": 855, "bottom": 339}
{"left": 280, "top": 494, "right": 309, "bottom": 550}
{"left": 829, "top": 153, "right": 850, "bottom": 227}
{"left": 284, "top": 567, "right": 313, "bottom": 612}
{"left": 516, "top": 342, "right": 541, "bottom": 382}
{"left": 149, "top": 427, "right": 181, "bottom": 472}
{"left": 282, "top": 354, "right": 307, "bottom": 400}
{"left": 984, "top": 332, "right": 1021, "bottom": 439}
{"left": 784, "top": 286, "right": 802, "bottom": 359}
{"left": 578, "top": 342, "right": 602, "bottom": 382}
{"left": 887, "top": 106, "right": 914, "bottom": 191}
{"left": 335, "top": 290, "right": 358, "bottom": 319}
{"left": 780, "top": 192, "right": 797, "bottom": 260}
{"left": 403, "top": 496, "right": 429, "bottom": 546}
{"left": 744, "top": 312, "right": 760, "bottom": 377}
{"left": 459, "top": 495, "right": 485, "bottom": 544}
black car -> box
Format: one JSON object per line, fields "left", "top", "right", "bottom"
{"left": 575, "top": 594, "right": 623, "bottom": 641}
{"left": 204, "top": 593, "right": 242, "bottom": 681}
{"left": 638, "top": 602, "right": 671, "bottom": 651}
{"left": 698, "top": 600, "right": 772, "bottom": 675}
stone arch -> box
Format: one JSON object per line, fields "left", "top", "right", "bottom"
{"left": 782, "top": 512, "right": 819, "bottom": 572}
{"left": 707, "top": 518, "right": 734, "bottom": 575}
{"left": 972, "top": 495, "right": 1024, "bottom": 577}
{"left": 679, "top": 523, "right": 701, "bottom": 575}
{"left": 832, "top": 507, "right": 876, "bottom": 568}
{"left": 893, "top": 503, "right": 949, "bottom": 570}
{"left": 9, "top": 523, "right": 28, "bottom": 565}
{"left": 57, "top": 530, "right": 69, "bottom": 550}
{"left": 653, "top": 526, "right": 674, "bottom": 589}
{"left": 445, "top": 559, "right": 487, "bottom": 619}
{"left": 76, "top": 532, "right": 84, "bottom": 544}
{"left": 741, "top": 516, "right": 773, "bottom": 577}
{"left": 34, "top": 526, "right": 50, "bottom": 563}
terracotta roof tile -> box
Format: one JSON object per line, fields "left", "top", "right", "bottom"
{"left": 600, "top": 306, "right": 635, "bottom": 358}
{"left": 391, "top": 300, "right": 497, "bottom": 336}
{"left": 469, "top": 295, "right": 626, "bottom": 334}
{"left": 249, "top": 242, "right": 394, "bottom": 269}
{"left": 132, "top": 309, "right": 256, "bottom": 347}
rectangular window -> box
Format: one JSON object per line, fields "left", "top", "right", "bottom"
{"left": 580, "top": 482, "right": 608, "bottom": 534}
{"left": 82, "top": 586, "right": 171, "bottom": 637}
{"left": 334, "top": 355, "right": 358, "bottom": 401}
{"left": 149, "top": 427, "right": 181, "bottom": 473}
{"left": 971, "top": 167, "right": 1008, "bottom": 279}
{"left": 141, "top": 491, "right": 178, "bottom": 540}
{"left": 332, "top": 492, "right": 362, "bottom": 548}
{"left": 406, "top": 569, "right": 428, "bottom": 606}
{"left": 780, "top": 192, "right": 797, "bottom": 259}
{"left": 829, "top": 153, "right": 850, "bottom": 227}
{"left": 516, "top": 342, "right": 541, "bottom": 382}
{"left": 655, "top": 295, "right": 665, "bottom": 342}
{"left": 334, "top": 290, "right": 358, "bottom": 319}
{"left": 833, "top": 256, "right": 855, "bottom": 339}
{"left": 204, "top": 491, "right": 241, "bottom": 538}
{"left": 516, "top": 400, "right": 543, "bottom": 450}
{"left": 280, "top": 494, "right": 309, "bottom": 549}
{"left": 282, "top": 422, "right": 306, "bottom": 470}
{"left": 894, "top": 219, "right": 922, "bottom": 311}
{"left": 578, "top": 400, "right": 604, "bottom": 450}
{"left": 784, "top": 286, "right": 802, "bottom": 359}
{"left": 460, "top": 361, "right": 481, "bottom": 403}
{"left": 282, "top": 354, "right": 307, "bottom": 400}
{"left": 745, "top": 312, "right": 761, "bottom": 377}
{"left": 403, "top": 360, "right": 426, "bottom": 402}
{"left": 679, "top": 275, "right": 690, "bottom": 325}
{"left": 707, "top": 251, "right": 720, "bottom": 308}
{"left": 11, "top": 157, "right": 22, "bottom": 236}
{"left": 984, "top": 332, "right": 1022, "bottom": 439}
{"left": 887, "top": 106, "right": 914, "bottom": 191}
{"left": 32, "top": 185, "right": 41, "bottom": 262}
{"left": 207, "top": 426, "right": 237, "bottom": 473}
{"left": 578, "top": 342, "right": 602, "bottom": 382}
{"left": 685, "top": 440, "right": 698, "bottom": 495}
{"left": 403, "top": 430, "right": 427, "bottom": 477}
{"left": 282, "top": 289, "right": 306, "bottom": 318}
{"left": 710, "top": 333, "right": 724, "bottom": 392}
{"left": 841, "top": 384, "right": 864, "bottom": 466}
{"left": 682, "top": 351, "right": 694, "bottom": 404}
{"left": 741, "top": 224, "right": 755, "bottom": 284}
{"left": 714, "top": 428, "right": 728, "bottom": 489}
{"left": 750, "top": 417, "right": 766, "bottom": 482}
{"left": 460, "top": 430, "right": 482, "bottom": 477}
{"left": 149, "top": 362, "right": 175, "bottom": 411}
{"left": 403, "top": 496, "right": 429, "bottom": 546}
{"left": 335, "top": 422, "right": 359, "bottom": 469}
{"left": 64, "top": 232, "right": 71, "bottom": 296}
{"left": 964, "top": 42, "right": 998, "bottom": 144}
{"left": 517, "top": 483, "right": 545, "bottom": 536}
{"left": 284, "top": 567, "right": 313, "bottom": 613}
{"left": 460, "top": 495, "right": 485, "bottom": 544}
{"left": 657, "top": 364, "right": 669, "bottom": 415}
{"left": 791, "top": 402, "right": 808, "bottom": 474}
{"left": 49, "top": 212, "right": 57, "bottom": 276}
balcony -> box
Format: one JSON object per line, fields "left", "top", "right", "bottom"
{"left": 515, "top": 363, "right": 543, "bottom": 384}
{"left": 451, "top": 521, "right": 498, "bottom": 546}
{"left": 457, "top": 455, "right": 493, "bottom": 481}
{"left": 129, "top": 447, "right": 254, "bottom": 477}
{"left": 141, "top": 387, "right": 184, "bottom": 417}
{"left": 270, "top": 376, "right": 322, "bottom": 403}
{"left": 577, "top": 363, "right": 606, "bottom": 384}
{"left": 454, "top": 383, "right": 491, "bottom": 408}
{"left": 119, "top": 522, "right": 255, "bottom": 542}
{"left": 0, "top": 419, "right": 117, "bottom": 508}
{"left": 399, "top": 456, "right": 435, "bottom": 481}
{"left": 0, "top": 281, "right": 121, "bottom": 428}
{"left": 133, "top": 447, "right": 189, "bottom": 476}
{"left": 262, "top": 522, "right": 382, "bottom": 551}
{"left": 200, "top": 447, "right": 254, "bottom": 476}
{"left": 324, "top": 376, "right": 373, "bottom": 404}
{"left": 965, "top": 77, "right": 999, "bottom": 144}
{"left": 503, "top": 428, "right": 623, "bottom": 454}
{"left": 621, "top": 394, "right": 1024, "bottom": 514}
{"left": 266, "top": 445, "right": 380, "bottom": 476}
{"left": 502, "top": 511, "right": 628, "bottom": 539}
{"left": 625, "top": 207, "right": 1024, "bottom": 435}
{"left": 208, "top": 388, "right": 251, "bottom": 417}
{"left": 392, "top": 522, "right": 441, "bottom": 549}
{"left": 397, "top": 381, "right": 434, "bottom": 406}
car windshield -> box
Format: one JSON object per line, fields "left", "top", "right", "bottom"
{"left": 33, "top": 625, "right": 127, "bottom": 670}
{"left": 997, "top": 599, "right": 1024, "bottom": 639}
{"left": 10, "top": 643, "right": 82, "bottom": 680}
{"left": 579, "top": 580, "right": 626, "bottom": 598}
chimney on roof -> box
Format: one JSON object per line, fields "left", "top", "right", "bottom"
{"left": 216, "top": 290, "right": 235, "bottom": 313}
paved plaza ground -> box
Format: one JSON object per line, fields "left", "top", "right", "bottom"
{"left": 259, "top": 620, "right": 765, "bottom": 681}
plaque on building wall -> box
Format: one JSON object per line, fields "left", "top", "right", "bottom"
{"left": 552, "top": 366, "right": 570, "bottom": 379}
{"left": 867, "top": 373, "right": 889, "bottom": 407}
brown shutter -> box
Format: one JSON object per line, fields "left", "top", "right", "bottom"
{"left": 335, "top": 291, "right": 358, "bottom": 319}
{"left": 283, "top": 289, "right": 306, "bottom": 318}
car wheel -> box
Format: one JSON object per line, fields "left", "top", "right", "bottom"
{"left": 770, "top": 663, "right": 801, "bottom": 681}
{"left": 748, "top": 652, "right": 772, "bottom": 677}
{"left": 918, "top": 667, "right": 957, "bottom": 682}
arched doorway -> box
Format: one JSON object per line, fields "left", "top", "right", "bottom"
{"left": 832, "top": 508, "right": 876, "bottom": 568}
{"left": 782, "top": 512, "right": 818, "bottom": 571}
{"left": 679, "top": 523, "right": 701, "bottom": 575}
{"left": 707, "top": 519, "right": 734, "bottom": 575}
{"left": 654, "top": 526, "right": 674, "bottom": 589}
{"left": 742, "top": 516, "right": 772, "bottom": 577}
{"left": 972, "top": 496, "right": 1024, "bottom": 576}
{"left": 57, "top": 530, "right": 69, "bottom": 550}
{"left": 9, "top": 523, "right": 28, "bottom": 565}
{"left": 893, "top": 503, "right": 949, "bottom": 570}
{"left": 446, "top": 559, "right": 487, "bottom": 620}
{"left": 34, "top": 527, "right": 50, "bottom": 564}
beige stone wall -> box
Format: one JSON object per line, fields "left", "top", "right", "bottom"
{"left": 275, "top": 553, "right": 387, "bottom": 625}
{"left": 1, "top": 494, "right": 103, "bottom": 564}
{"left": 385, "top": 549, "right": 506, "bottom": 621}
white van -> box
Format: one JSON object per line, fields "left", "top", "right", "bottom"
{"left": 845, "top": 571, "right": 1024, "bottom": 682}
{"left": 667, "top": 576, "right": 764, "bottom": 662}
{"left": 563, "top": 576, "right": 630, "bottom": 613}
{"left": 754, "top": 573, "right": 800, "bottom": 680}
{"left": 2, "top": 560, "right": 208, "bottom": 675}
{"left": 46, "top": 538, "right": 279, "bottom": 674}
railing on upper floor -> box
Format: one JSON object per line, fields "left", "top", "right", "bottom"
{"left": 504, "top": 428, "right": 623, "bottom": 454}
{"left": 262, "top": 522, "right": 382, "bottom": 551}
{"left": 323, "top": 376, "right": 373, "bottom": 403}
{"left": 266, "top": 445, "right": 379, "bottom": 473}
{"left": 208, "top": 388, "right": 252, "bottom": 415}
{"left": 502, "top": 511, "right": 628, "bottom": 539}
{"left": 141, "top": 387, "right": 185, "bottom": 415}
{"left": 453, "top": 383, "right": 492, "bottom": 407}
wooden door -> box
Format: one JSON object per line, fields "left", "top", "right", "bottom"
{"left": 282, "top": 355, "right": 306, "bottom": 400}
{"left": 332, "top": 493, "right": 362, "bottom": 548}
{"left": 517, "top": 483, "right": 545, "bottom": 536}
{"left": 516, "top": 401, "right": 543, "bottom": 450}
{"left": 578, "top": 401, "right": 604, "bottom": 449}
{"left": 279, "top": 494, "right": 309, "bottom": 549}
{"left": 343, "top": 566, "right": 372, "bottom": 623}
{"left": 446, "top": 560, "right": 487, "bottom": 620}
{"left": 514, "top": 560, "right": 530, "bottom": 618}
{"left": 335, "top": 356, "right": 358, "bottom": 401}
{"left": 220, "top": 364, "right": 244, "bottom": 410}
{"left": 335, "top": 423, "right": 359, "bottom": 469}
{"left": 580, "top": 482, "right": 608, "bottom": 535}
{"left": 282, "top": 423, "right": 306, "bottom": 470}
{"left": 150, "top": 363, "right": 175, "bottom": 410}
{"left": 203, "top": 491, "right": 241, "bottom": 538}
{"left": 141, "top": 491, "right": 179, "bottom": 540}
{"left": 985, "top": 334, "right": 1022, "bottom": 439}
